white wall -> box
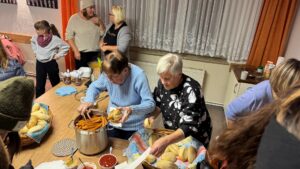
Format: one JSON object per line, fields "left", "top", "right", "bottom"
{"left": 0, "top": 1, "right": 61, "bottom": 35}
{"left": 0, "top": 1, "right": 66, "bottom": 73}
{"left": 285, "top": 5, "right": 300, "bottom": 60}
{"left": 130, "top": 51, "right": 230, "bottom": 106}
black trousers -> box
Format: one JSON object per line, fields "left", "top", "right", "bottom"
{"left": 36, "top": 60, "right": 60, "bottom": 98}
{"left": 107, "top": 127, "right": 136, "bottom": 140}
{"left": 75, "top": 51, "right": 99, "bottom": 70}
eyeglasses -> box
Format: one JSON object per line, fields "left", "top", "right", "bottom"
{"left": 107, "top": 73, "right": 121, "bottom": 80}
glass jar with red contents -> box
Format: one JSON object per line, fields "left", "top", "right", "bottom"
{"left": 99, "top": 154, "right": 118, "bottom": 169}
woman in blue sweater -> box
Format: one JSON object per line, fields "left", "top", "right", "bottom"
{"left": 77, "top": 51, "right": 155, "bottom": 139}
{"left": 226, "top": 58, "right": 300, "bottom": 128}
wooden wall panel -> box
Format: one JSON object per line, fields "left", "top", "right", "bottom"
{"left": 0, "top": 32, "right": 31, "bottom": 44}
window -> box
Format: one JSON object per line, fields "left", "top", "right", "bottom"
{"left": 96, "top": 0, "right": 263, "bottom": 62}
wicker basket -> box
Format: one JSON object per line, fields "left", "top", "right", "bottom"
{"left": 20, "top": 107, "right": 53, "bottom": 147}
{"left": 142, "top": 128, "right": 174, "bottom": 169}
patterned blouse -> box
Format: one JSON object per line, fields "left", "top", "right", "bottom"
{"left": 153, "top": 74, "right": 212, "bottom": 147}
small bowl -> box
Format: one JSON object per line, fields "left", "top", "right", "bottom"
{"left": 98, "top": 154, "right": 118, "bottom": 169}
{"left": 77, "top": 162, "right": 97, "bottom": 169}
{"left": 65, "top": 158, "right": 78, "bottom": 169}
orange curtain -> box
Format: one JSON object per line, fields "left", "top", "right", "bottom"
{"left": 61, "top": 0, "right": 79, "bottom": 70}
{"left": 247, "top": 0, "right": 299, "bottom": 67}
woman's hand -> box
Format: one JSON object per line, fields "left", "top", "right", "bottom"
{"left": 100, "top": 43, "right": 108, "bottom": 52}
{"left": 150, "top": 136, "right": 170, "bottom": 157}
{"left": 90, "top": 16, "right": 100, "bottom": 26}
{"left": 74, "top": 50, "right": 81, "bottom": 60}
{"left": 77, "top": 102, "right": 93, "bottom": 115}
{"left": 117, "top": 107, "right": 132, "bottom": 123}
{"left": 53, "top": 54, "right": 60, "bottom": 60}
{"left": 150, "top": 129, "right": 185, "bottom": 157}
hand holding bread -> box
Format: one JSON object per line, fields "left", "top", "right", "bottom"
{"left": 107, "top": 109, "right": 123, "bottom": 123}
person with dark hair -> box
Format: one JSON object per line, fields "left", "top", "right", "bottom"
{"left": 208, "top": 85, "right": 300, "bottom": 169}
{"left": 77, "top": 51, "right": 155, "bottom": 140}
{"left": 0, "top": 40, "right": 25, "bottom": 81}
{"left": 31, "top": 20, "right": 70, "bottom": 98}
{"left": 0, "top": 77, "right": 35, "bottom": 169}
{"left": 65, "top": 0, "right": 105, "bottom": 69}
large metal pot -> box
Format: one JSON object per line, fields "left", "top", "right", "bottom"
{"left": 72, "top": 115, "right": 108, "bottom": 155}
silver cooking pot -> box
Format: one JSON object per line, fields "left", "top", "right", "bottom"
{"left": 70, "top": 114, "right": 108, "bottom": 155}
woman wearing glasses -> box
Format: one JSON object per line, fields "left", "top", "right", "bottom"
{"left": 100, "top": 5, "right": 132, "bottom": 58}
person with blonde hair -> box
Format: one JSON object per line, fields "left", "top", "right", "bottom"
{"left": 208, "top": 84, "right": 300, "bottom": 169}
{"left": 226, "top": 58, "right": 300, "bottom": 127}
{"left": 148, "top": 53, "right": 212, "bottom": 156}
{"left": 0, "top": 40, "right": 25, "bottom": 81}
{"left": 100, "top": 5, "right": 132, "bottom": 57}
{"left": 77, "top": 51, "right": 155, "bottom": 139}
{"left": 66, "top": 0, "right": 105, "bottom": 69}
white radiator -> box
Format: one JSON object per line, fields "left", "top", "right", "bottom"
{"left": 133, "top": 61, "right": 205, "bottom": 91}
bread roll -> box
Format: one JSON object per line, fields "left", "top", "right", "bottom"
{"left": 31, "top": 110, "right": 50, "bottom": 121}
{"left": 188, "top": 146, "right": 197, "bottom": 163}
{"left": 144, "top": 118, "right": 152, "bottom": 128}
{"left": 32, "top": 103, "right": 40, "bottom": 112}
{"left": 179, "top": 146, "right": 188, "bottom": 162}
{"left": 156, "top": 160, "right": 178, "bottom": 169}
{"left": 166, "top": 144, "right": 179, "bottom": 155}
{"left": 145, "top": 154, "right": 156, "bottom": 164}
{"left": 27, "top": 116, "right": 38, "bottom": 129}
{"left": 148, "top": 134, "right": 159, "bottom": 146}
{"left": 108, "top": 109, "right": 122, "bottom": 122}
{"left": 19, "top": 126, "right": 29, "bottom": 134}
{"left": 161, "top": 152, "right": 177, "bottom": 162}
{"left": 27, "top": 119, "right": 47, "bottom": 133}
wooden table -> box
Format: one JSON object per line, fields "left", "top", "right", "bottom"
{"left": 12, "top": 82, "right": 141, "bottom": 168}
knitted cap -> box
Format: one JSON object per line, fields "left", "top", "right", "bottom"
{"left": 80, "top": 0, "right": 95, "bottom": 10}
{"left": 0, "top": 77, "right": 34, "bottom": 131}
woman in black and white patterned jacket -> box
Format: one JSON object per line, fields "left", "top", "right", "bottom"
{"left": 148, "top": 53, "right": 212, "bottom": 157}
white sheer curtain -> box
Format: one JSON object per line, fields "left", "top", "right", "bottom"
{"left": 96, "top": 0, "right": 263, "bottom": 62}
